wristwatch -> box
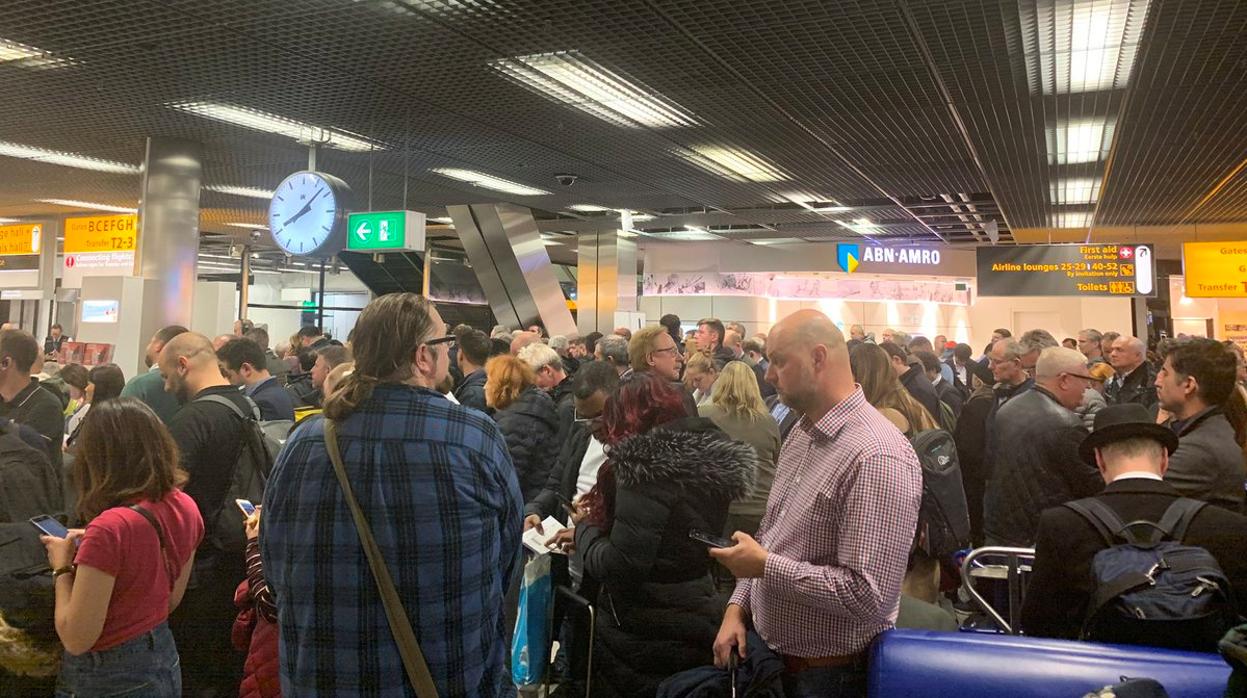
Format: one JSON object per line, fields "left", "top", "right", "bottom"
{"left": 52, "top": 564, "right": 76, "bottom": 580}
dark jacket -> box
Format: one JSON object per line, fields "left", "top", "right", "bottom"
{"left": 748, "top": 360, "right": 776, "bottom": 400}
{"left": 494, "top": 386, "right": 562, "bottom": 502}
{"left": 983, "top": 378, "right": 1035, "bottom": 477}
{"left": 0, "top": 419, "right": 61, "bottom": 522}
{"left": 1022, "top": 478, "right": 1247, "bottom": 644}
{"left": 0, "top": 377, "right": 64, "bottom": 471}
{"left": 1165, "top": 407, "right": 1245, "bottom": 511}
{"left": 900, "top": 364, "right": 942, "bottom": 423}
{"left": 1106, "top": 362, "right": 1158, "bottom": 410}
{"left": 525, "top": 420, "right": 594, "bottom": 520}
{"left": 983, "top": 386, "right": 1102, "bottom": 546}
{"left": 551, "top": 374, "right": 576, "bottom": 453}
{"left": 575, "top": 418, "right": 756, "bottom": 698}
{"left": 655, "top": 631, "right": 784, "bottom": 698}
{"left": 284, "top": 372, "right": 319, "bottom": 409}
{"left": 250, "top": 377, "right": 295, "bottom": 422}
{"left": 453, "top": 369, "right": 488, "bottom": 413}
{"left": 933, "top": 376, "right": 964, "bottom": 417}
{"left": 954, "top": 383, "right": 996, "bottom": 545}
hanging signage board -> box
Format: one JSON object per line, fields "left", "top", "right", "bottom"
{"left": 976, "top": 244, "right": 1155, "bottom": 297}
{"left": 62, "top": 215, "right": 138, "bottom": 288}
{"left": 345, "top": 211, "right": 426, "bottom": 252}
{"left": 1182, "top": 241, "right": 1247, "bottom": 298}
{"left": 0, "top": 223, "right": 44, "bottom": 288}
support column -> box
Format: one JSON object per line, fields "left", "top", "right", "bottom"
{"left": 576, "top": 224, "right": 637, "bottom": 336}
{"left": 137, "top": 137, "right": 203, "bottom": 330}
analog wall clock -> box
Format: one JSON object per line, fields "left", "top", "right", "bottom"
{"left": 267, "top": 171, "right": 351, "bottom": 257}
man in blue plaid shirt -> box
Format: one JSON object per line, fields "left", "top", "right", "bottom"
{"left": 261, "top": 293, "right": 523, "bottom": 696}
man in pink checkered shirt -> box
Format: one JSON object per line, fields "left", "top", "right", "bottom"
{"left": 710, "top": 310, "right": 923, "bottom": 696}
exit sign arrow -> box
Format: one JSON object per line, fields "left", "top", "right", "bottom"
{"left": 355, "top": 221, "right": 370, "bottom": 241}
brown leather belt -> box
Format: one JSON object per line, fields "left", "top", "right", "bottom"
{"left": 781, "top": 651, "right": 866, "bottom": 674}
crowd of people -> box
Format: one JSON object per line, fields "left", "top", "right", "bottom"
{"left": 2, "top": 303, "right": 1247, "bottom": 697}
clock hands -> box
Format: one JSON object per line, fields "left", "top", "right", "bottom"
{"left": 279, "top": 188, "right": 328, "bottom": 231}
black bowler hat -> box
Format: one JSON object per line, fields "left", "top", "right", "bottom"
{"left": 1079, "top": 403, "right": 1180, "bottom": 465}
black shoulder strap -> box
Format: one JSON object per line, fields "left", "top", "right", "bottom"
{"left": 128, "top": 504, "right": 176, "bottom": 591}
{"left": 194, "top": 393, "right": 262, "bottom": 421}
{"left": 1155, "top": 498, "right": 1208, "bottom": 542}
{"left": 1063, "top": 499, "right": 1130, "bottom": 547}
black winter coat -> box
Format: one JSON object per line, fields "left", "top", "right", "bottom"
{"left": 1106, "top": 362, "right": 1158, "bottom": 410}
{"left": 454, "top": 369, "right": 488, "bottom": 413}
{"left": 901, "top": 364, "right": 942, "bottom": 423}
{"left": 954, "top": 384, "right": 995, "bottom": 545}
{"left": 575, "top": 418, "right": 756, "bottom": 698}
{"left": 525, "top": 419, "right": 593, "bottom": 520}
{"left": 494, "top": 386, "right": 562, "bottom": 502}
{"left": 983, "top": 386, "right": 1103, "bottom": 546}
{"left": 551, "top": 375, "right": 576, "bottom": 453}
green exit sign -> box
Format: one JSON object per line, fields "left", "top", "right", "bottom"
{"left": 346, "top": 210, "right": 426, "bottom": 252}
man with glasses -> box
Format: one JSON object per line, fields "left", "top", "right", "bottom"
{"left": 628, "top": 324, "right": 699, "bottom": 414}
{"left": 983, "top": 347, "right": 1103, "bottom": 546}
{"left": 1107, "top": 335, "right": 1158, "bottom": 410}
{"left": 262, "top": 293, "right": 522, "bottom": 696}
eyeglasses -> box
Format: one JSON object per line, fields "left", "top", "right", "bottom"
{"left": 423, "top": 335, "right": 456, "bottom": 348}
{"left": 1062, "top": 371, "right": 1097, "bottom": 382}
{"left": 651, "top": 346, "right": 678, "bottom": 355}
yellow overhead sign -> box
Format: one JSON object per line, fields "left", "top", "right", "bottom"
{"left": 64, "top": 215, "right": 138, "bottom": 254}
{"left": 1183, "top": 241, "right": 1247, "bottom": 297}
{"left": 0, "top": 224, "right": 42, "bottom": 256}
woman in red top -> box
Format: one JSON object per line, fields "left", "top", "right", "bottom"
{"left": 40, "top": 397, "right": 204, "bottom": 697}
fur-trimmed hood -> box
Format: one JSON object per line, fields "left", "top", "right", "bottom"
{"left": 608, "top": 418, "right": 756, "bottom": 500}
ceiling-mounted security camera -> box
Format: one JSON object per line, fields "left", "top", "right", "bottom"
{"left": 555, "top": 173, "right": 579, "bottom": 186}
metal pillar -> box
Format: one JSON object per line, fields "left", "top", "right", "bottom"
{"left": 448, "top": 203, "right": 576, "bottom": 336}
{"left": 239, "top": 245, "right": 251, "bottom": 319}
{"left": 576, "top": 225, "right": 636, "bottom": 336}
{"left": 136, "top": 137, "right": 203, "bottom": 330}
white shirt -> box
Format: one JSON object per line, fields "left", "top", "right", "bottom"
{"left": 570, "top": 435, "right": 608, "bottom": 582}
{"left": 1111, "top": 471, "right": 1164, "bottom": 483}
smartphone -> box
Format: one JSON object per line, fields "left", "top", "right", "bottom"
{"left": 555, "top": 493, "right": 576, "bottom": 516}
{"left": 29, "top": 515, "right": 69, "bottom": 539}
{"left": 689, "top": 530, "right": 733, "bottom": 549}
{"left": 236, "top": 499, "right": 257, "bottom": 517}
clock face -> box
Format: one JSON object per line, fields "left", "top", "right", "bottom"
{"left": 268, "top": 171, "right": 346, "bottom": 256}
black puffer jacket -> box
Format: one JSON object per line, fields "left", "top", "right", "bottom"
{"left": 454, "top": 369, "right": 488, "bottom": 413}
{"left": 551, "top": 375, "right": 576, "bottom": 452}
{"left": 493, "top": 386, "right": 562, "bottom": 502}
{"left": 576, "top": 417, "right": 756, "bottom": 698}
{"left": 983, "top": 386, "right": 1102, "bottom": 546}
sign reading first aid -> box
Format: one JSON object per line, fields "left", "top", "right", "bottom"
{"left": 1183, "top": 241, "right": 1247, "bottom": 297}
{"left": 62, "top": 215, "right": 138, "bottom": 289}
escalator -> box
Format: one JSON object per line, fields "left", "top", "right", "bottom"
{"left": 337, "top": 250, "right": 496, "bottom": 329}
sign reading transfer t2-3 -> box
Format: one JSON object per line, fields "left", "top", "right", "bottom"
{"left": 345, "top": 211, "right": 426, "bottom": 253}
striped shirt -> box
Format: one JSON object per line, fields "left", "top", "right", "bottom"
{"left": 730, "top": 387, "right": 922, "bottom": 656}
{"left": 260, "top": 385, "right": 522, "bottom": 697}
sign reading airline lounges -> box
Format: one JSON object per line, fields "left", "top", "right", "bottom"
{"left": 976, "top": 244, "right": 1156, "bottom": 297}
{"left": 1182, "top": 241, "right": 1247, "bottom": 298}
{"left": 0, "top": 223, "right": 44, "bottom": 289}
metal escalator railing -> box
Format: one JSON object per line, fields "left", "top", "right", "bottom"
{"left": 960, "top": 546, "right": 1036, "bottom": 635}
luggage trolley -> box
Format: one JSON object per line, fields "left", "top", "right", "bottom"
{"left": 541, "top": 584, "right": 596, "bottom": 697}
{"left": 959, "top": 546, "right": 1035, "bottom": 635}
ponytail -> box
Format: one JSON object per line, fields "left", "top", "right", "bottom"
{"left": 323, "top": 372, "right": 378, "bottom": 421}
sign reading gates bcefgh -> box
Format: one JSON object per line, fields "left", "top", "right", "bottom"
{"left": 976, "top": 244, "right": 1156, "bottom": 297}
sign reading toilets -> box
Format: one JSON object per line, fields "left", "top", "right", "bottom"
{"left": 62, "top": 214, "right": 138, "bottom": 288}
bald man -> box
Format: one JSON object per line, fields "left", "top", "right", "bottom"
{"left": 510, "top": 331, "right": 542, "bottom": 355}
{"left": 159, "top": 332, "right": 256, "bottom": 694}
{"left": 1106, "top": 335, "right": 1158, "bottom": 409}
{"left": 211, "top": 334, "right": 235, "bottom": 352}
{"left": 710, "top": 310, "right": 922, "bottom": 694}
{"left": 984, "top": 347, "right": 1102, "bottom": 547}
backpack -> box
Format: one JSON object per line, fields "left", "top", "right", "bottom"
{"left": 193, "top": 395, "right": 276, "bottom": 567}
{"left": 936, "top": 399, "right": 958, "bottom": 433}
{"left": 1064, "top": 497, "right": 1238, "bottom": 652}
{"left": 909, "top": 429, "right": 972, "bottom": 558}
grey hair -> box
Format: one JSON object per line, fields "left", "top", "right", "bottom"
{"left": 597, "top": 334, "right": 629, "bottom": 366}
{"left": 1035, "top": 346, "right": 1089, "bottom": 380}
{"left": 549, "top": 335, "right": 569, "bottom": 352}
{"left": 1079, "top": 328, "right": 1103, "bottom": 343}
{"left": 1020, "top": 329, "right": 1059, "bottom": 354}
{"left": 517, "top": 342, "right": 563, "bottom": 372}
{"left": 994, "top": 338, "right": 1025, "bottom": 362}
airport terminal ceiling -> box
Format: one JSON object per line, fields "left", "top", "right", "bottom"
{"left": 0, "top": 0, "right": 1245, "bottom": 264}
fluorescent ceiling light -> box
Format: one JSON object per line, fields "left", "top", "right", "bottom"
{"left": 1023, "top": 0, "right": 1151, "bottom": 95}
{"left": 568, "top": 204, "right": 610, "bottom": 212}
{"left": 0, "top": 217, "right": 21, "bottom": 224}
{"left": 36, "top": 198, "right": 138, "bottom": 214}
{"left": 1050, "top": 178, "right": 1102, "bottom": 205}
{"left": 226, "top": 223, "right": 269, "bottom": 230}
{"left": 430, "top": 167, "right": 551, "bottom": 196}
{"left": 645, "top": 229, "right": 725, "bottom": 242}
{"left": 681, "top": 146, "right": 786, "bottom": 183}
{"left": 1052, "top": 211, "right": 1092, "bottom": 228}
{"left": 429, "top": 216, "right": 453, "bottom": 224}
{"left": 1047, "top": 118, "right": 1115, "bottom": 165}
{"left": 168, "top": 102, "right": 381, "bottom": 152}
{"left": 0, "top": 37, "right": 73, "bottom": 69}
{"left": 749, "top": 238, "right": 804, "bottom": 246}
{"left": 627, "top": 213, "right": 654, "bottom": 221}
{"left": 809, "top": 205, "right": 850, "bottom": 213}
{"left": 0, "top": 141, "right": 139, "bottom": 174}
{"left": 205, "top": 184, "right": 274, "bottom": 199}
{"left": 490, "top": 51, "right": 696, "bottom": 129}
